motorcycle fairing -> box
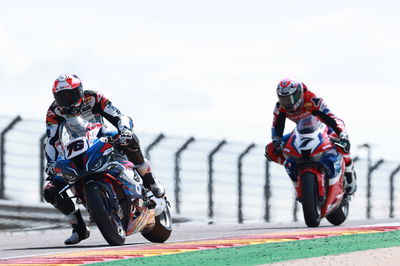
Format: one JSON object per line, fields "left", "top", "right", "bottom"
{"left": 323, "top": 174, "right": 345, "bottom": 216}
{"left": 283, "top": 134, "right": 301, "bottom": 158}
{"left": 118, "top": 167, "right": 145, "bottom": 200}
{"left": 283, "top": 141, "right": 343, "bottom": 184}
{"left": 126, "top": 206, "right": 155, "bottom": 235}
{"left": 283, "top": 115, "right": 347, "bottom": 218}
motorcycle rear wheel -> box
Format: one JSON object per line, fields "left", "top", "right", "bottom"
{"left": 85, "top": 183, "right": 126, "bottom": 246}
{"left": 326, "top": 197, "right": 349, "bottom": 226}
{"left": 141, "top": 204, "right": 172, "bottom": 243}
{"left": 301, "top": 172, "right": 321, "bottom": 227}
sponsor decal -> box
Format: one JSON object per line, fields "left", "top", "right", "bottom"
{"left": 288, "top": 112, "right": 311, "bottom": 122}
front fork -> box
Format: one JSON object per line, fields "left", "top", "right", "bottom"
{"left": 86, "top": 179, "right": 124, "bottom": 219}
{"left": 295, "top": 167, "right": 326, "bottom": 200}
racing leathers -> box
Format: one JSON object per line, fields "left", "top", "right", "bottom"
{"left": 265, "top": 87, "right": 357, "bottom": 196}
{"left": 43, "top": 90, "right": 163, "bottom": 244}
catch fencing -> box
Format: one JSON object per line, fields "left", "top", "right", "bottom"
{"left": 1, "top": 114, "right": 400, "bottom": 224}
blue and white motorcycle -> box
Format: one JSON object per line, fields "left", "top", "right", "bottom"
{"left": 54, "top": 117, "right": 172, "bottom": 245}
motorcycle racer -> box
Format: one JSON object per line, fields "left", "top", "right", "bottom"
{"left": 265, "top": 78, "right": 357, "bottom": 196}
{"left": 43, "top": 74, "right": 165, "bottom": 245}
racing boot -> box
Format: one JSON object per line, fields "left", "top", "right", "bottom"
{"left": 344, "top": 160, "right": 357, "bottom": 196}
{"left": 142, "top": 173, "right": 165, "bottom": 198}
{"left": 135, "top": 158, "right": 165, "bottom": 198}
{"left": 64, "top": 209, "right": 90, "bottom": 245}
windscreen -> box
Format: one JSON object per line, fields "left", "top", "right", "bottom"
{"left": 59, "top": 117, "right": 90, "bottom": 145}
{"left": 297, "top": 116, "right": 320, "bottom": 134}
{"left": 58, "top": 117, "right": 95, "bottom": 159}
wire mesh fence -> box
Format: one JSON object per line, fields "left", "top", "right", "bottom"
{"left": 0, "top": 114, "right": 400, "bottom": 224}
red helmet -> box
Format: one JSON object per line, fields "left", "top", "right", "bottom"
{"left": 276, "top": 78, "right": 304, "bottom": 111}
{"left": 52, "top": 74, "right": 84, "bottom": 115}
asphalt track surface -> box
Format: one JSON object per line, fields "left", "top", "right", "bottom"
{"left": 1, "top": 218, "right": 399, "bottom": 264}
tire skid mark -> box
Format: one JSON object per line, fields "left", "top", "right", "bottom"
{"left": 1, "top": 226, "right": 399, "bottom": 265}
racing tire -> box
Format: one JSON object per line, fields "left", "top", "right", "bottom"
{"left": 301, "top": 172, "right": 321, "bottom": 227}
{"left": 85, "top": 183, "right": 126, "bottom": 246}
{"left": 141, "top": 204, "right": 172, "bottom": 243}
{"left": 326, "top": 197, "right": 349, "bottom": 226}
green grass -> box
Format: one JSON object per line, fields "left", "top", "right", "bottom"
{"left": 93, "top": 230, "right": 400, "bottom": 266}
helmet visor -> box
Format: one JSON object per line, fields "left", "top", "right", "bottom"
{"left": 54, "top": 87, "right": 82, "bottom": 108}
{"left": 278, "top": 88, "right": 302, "bottom": 110}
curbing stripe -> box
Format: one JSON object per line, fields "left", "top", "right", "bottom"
{"left": 1, "top": 226, "right": 399, "bottom": 265}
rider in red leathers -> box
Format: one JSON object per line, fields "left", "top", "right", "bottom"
{"left": 43, "top": 74, "right": 165, "bottom": 245}
{"left": 265, "top": 78, "right": 357, "bottom": 196}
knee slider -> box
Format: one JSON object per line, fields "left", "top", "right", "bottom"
{"left": 43, "top": 183, "right": 58, "bottom": 204}
{"left": 137, "top": 158, "right": 151, "bottom": 176}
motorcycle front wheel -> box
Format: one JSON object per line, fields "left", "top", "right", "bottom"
{"left": 301, "top": 172, "right": 321, "bottom": 227}
{"left": 85, "top": 183, "right": 126, "bottom": 245}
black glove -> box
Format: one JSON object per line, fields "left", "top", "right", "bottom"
{"left": 45, "top": 161, "right": 56, "bottom": 176}
{"left": 119, "top": 129, "right": 133, "bottom": 146}
{"left": 272, "top": 138, "right": 283, "bottom": 154}
{"left": 339, "top": 133, "right": 350, "bottom": 153}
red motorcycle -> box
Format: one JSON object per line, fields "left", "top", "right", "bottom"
{"left": 282, "top": 116, "right": 350, "bottom": 227}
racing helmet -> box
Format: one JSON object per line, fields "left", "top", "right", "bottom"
{"left": 276, "top": 78, "right": 304, "bottom": 111}
{"left": 52, "top": 74, "right": 84, "bottom": 115}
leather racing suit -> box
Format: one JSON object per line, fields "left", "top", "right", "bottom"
{"left": 265, "top": 87, "right": 351, "bottom": 166}
{"left": 43, "top": 90, "right": 152, "bottom": 221}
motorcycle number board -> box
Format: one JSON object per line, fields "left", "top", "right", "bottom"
{"left": 65, "top": 137, "right": 89, "bottom": 159}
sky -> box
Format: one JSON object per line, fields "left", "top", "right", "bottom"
{"left": 0, "top": 0, "right": 399, "bottom": 161}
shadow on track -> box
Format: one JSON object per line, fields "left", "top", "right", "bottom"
{"left": 236, "top": 224, "right": 339, "bottom": 232}
{"left": 5, "top": 241, "right": 148, "bottom": 251}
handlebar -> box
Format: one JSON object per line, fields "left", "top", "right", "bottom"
{"left": 100, "top": 135, "right": 132, "bottom": 146}
{"left": 101, "top": 135, "right": 121, "bottom": 145}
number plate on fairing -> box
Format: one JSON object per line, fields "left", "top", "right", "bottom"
{"left": 65, "top": 137, "right": 89, "bottom": 159}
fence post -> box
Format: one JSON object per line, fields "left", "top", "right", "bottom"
{"left": 174, "top": 137, "right": 195, "bottom": 215}
{"left": 366, "top": 159, "right": 384, "bottom": 219}
{"left": 145, "top": 133, "right": 165, "bottom": 160}
{"left": 0, "top": 115, "right": 22, "bottom": 199}
{"left": 39, "top": 133, "right": 47, "bottom": 202}
{"left": 207, "top": 140, "right": 226, "bottom": 220}
{"left": 389, "top": 164, "right": 400, "bottom": 218}
{"left": 264, "top": 160, "right": 271, "bottom": 222}
{"left": 293, "top": 196, "right": 299, "bottom": 222}
{"left": 237, "top": 143, "right": 256, "bottom": 224}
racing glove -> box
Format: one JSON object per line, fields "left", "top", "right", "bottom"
{"left": 45, "top": 161, "right": 56, "bottom": 176}
{"left": 339, "top": 133, "right": 351, "bottom": 153}
{"left": 119, "top": 128, "right": 133, "bottom": 146}
{"left": 272, "top": 138, "right": 283, "bottom": 154}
